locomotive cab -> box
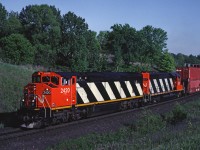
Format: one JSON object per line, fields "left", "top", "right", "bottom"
{"left": 21, "top": 72, "right": 77, "bottom": 109}
{"left": 20, "top": 72, "right": 77, "bottom": 128}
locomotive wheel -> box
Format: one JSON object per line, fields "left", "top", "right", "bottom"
{"left": 62, "top": 113, "right": 69, "bottom": 123}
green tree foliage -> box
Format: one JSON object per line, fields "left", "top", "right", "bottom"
{"left": 0, "top": 3, "right": 7, "bottom": 38}
{"left": 173, "top": 53, "right": 185, "bottom": 67}
{"left": 86, "top": 30, "right": 101, "bottom": 71}
{"left": 4, "top": 11, "right": 22, "bottom": 35}
{"left": 97, "top": 31, "right": 111, "bottom": 71}
{"left": 139, "top": 25, "right": 168, "bottom": 66}
{"left": 158, "top": 50, "right": 175, "bottom": 72}
{"left": 0, "top": 34, "right": 35, "bottom": 64}
{"left": 97, "top": 31, "right": 109, "bottom": 53}
{"left": 172, "top": 53, "right": 200, "bottom": 67}
{"left": 59, "top": 11, "right": 91, "bottom": 71}
{"left": 186, "top": 54, "right": 200, "bottom": 64}
{"left": 1, "top": 2, "right": 198, "bottom": 72}
{"left": 19, "top": 5, "right": 61, "bottom": 66}
{"left": 105, "top": 24, "right": 165, "bottom": 71}
{"left": 106, "top": 24, "right": 140, "bottom": 71}
{"left": 197, "top": 55, "right": 200, "bottom": 61}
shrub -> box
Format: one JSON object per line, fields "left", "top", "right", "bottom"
{"left": 0, "top": 34, "right": 35, "bottom": 65}
{"left": 165, "top": 103, "right": 187, "bottom": 124}
{"left": 132, "top": 110, "right": 166, "bottom": 134}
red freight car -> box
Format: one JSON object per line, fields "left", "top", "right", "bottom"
{"left": 177, "top": 64, "right": 200, "bottom": 94}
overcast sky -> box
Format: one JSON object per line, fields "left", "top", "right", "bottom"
{"left": 1, "top": 0, "right": 200, "bottom": 56}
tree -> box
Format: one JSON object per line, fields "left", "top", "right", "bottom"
{"left": 97, "top": 31, "right": 109, "bottom": 52}
{"left": 174, "top": 53, "right": 185, "bottom": 67}
{"left": 58, "top": 11, "right": 89, "bottom": 71}
{"left": 187, "top": 54, "right": 200, "bottom": 64}
{"left": 158, "top": 50, "right": 175, "bottom": 72}
{"left": 97, "top": 31, "right": 112, "bottom": 71}
{"left": 139, "top": 25, "right": 168, "bottom": 66}
{"left": 106, "top": 24, "right": 141, "bottom": 71}
{"left": 19, "top": 4, "right": 61, "bottom": 66}
{"left": 4, "top": 11, "right": 22, "bottom": 35}
{"left": 0, "top": 3, "right": 7, "bottom": 38}
{"left": 85, "top": 30, "right": 101, "bottom": 71}
{"left": 0, "top": 34, "right": 35, "bottom": 64}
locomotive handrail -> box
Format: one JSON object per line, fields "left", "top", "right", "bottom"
{"left": 37, "top": 95, "right": 46, "bottom": 118}
{"left": 44, "top": 96, "right": 52, "bottom": 117}
{"left": 37, "top": 95, "right": 52, "bottom": 118}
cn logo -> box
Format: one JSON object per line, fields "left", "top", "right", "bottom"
{"left": 61, "top": 88, "right": 70, "bottom": 94}
{"left": 143, "top": 83, "right": 147, "bottom": 87}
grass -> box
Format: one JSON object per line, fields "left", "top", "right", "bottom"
{"left": 48, "top": 99, "right": 200, "bottom": 150}
{"left": 0, "top": 62, "right": 46, "bottom": 112}
{"left": 0, "top": 123, "right": 4, "bottom": 129}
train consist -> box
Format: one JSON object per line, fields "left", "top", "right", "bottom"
{"left": 19, "top": 65, "right": 200, "bottom": 128}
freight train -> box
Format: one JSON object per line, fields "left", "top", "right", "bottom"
{"left": 19, "top": 64, "right": 200, "bottom": 128}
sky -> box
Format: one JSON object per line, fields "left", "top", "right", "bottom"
{"left": 1, "top": 0, "right": 200, "bottom": 56}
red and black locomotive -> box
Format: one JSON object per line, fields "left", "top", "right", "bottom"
{"left": 19, "top": 64, "right": 200, "bottom": 128}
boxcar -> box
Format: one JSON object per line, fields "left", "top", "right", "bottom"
{"left": 177, "top": 64, "right": 200, "bottom": 94}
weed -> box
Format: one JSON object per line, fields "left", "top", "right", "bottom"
{"left": 165, "top": 103, "right": 187, "bottom": 125}
{"left": 0, "top": 123, "right": 4, "bottom": 129}
{"left": 133, "top": 110, "right": 166, "bottom": 134}
{"left": 0, "top": 62, "right": 34, "bottom": 112}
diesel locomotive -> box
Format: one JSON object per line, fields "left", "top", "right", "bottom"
{"left": 19, "top": 70, "right": 185, "bottom": 128}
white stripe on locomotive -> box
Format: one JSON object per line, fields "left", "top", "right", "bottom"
{"left": 169, "top": 78, "right": 174, "bottom": 90}
{"left": 159, "top": 79, "right": 165, "bottom": 92}
{"left": 102, "top": 82, "right": 116, "bottom": 100}
{"left": 87, "top": 83, "right": 104, "bottom": 102}
{"left": 150, "top": 81, "right": 154, "bottom": 94}
{"left": 135, "top": 83, "right": 143, "bottom": 95}
{"left": 114, "top": 81, "right": 126, "bottom": 98}
{"left": 164, "top": 78, "right": 170, "bottom": 91}
{"left": 153, "top": 79, "right": 160, "bottom": 93}
{"left": 76, "top": 83, "right": 90, "bottom": 103}
{"left": 125, "top": 81, "right": 136, "bottom": 96}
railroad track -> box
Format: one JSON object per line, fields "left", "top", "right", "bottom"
{"left": 0, "top": 127, "right": 43, "bottom": 141}
{"left": 0, "top": 128, "right": 22, "bottom": 137}
{"left": 0, "top": 93, "right": 199, "bottom": 142}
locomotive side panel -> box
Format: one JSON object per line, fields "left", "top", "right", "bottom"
{"left": 149, "top": 73, "right": 177, "bottom": 95}
{"left": 76, "top": 73, "right": 143, "bottom": 104}
{"left": 76, "top": 78, "right": 143, "bottom": 105}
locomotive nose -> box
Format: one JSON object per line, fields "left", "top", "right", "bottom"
{"left": 23, "top": 84, "right": 37, "bottom": 108}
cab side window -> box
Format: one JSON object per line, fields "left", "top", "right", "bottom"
{"left": 62, "top": 78, "right": 70, "bottom": 85}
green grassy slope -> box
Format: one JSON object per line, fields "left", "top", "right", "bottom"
{"left": 0, "top": 62, "right": 35, "bottom": 112}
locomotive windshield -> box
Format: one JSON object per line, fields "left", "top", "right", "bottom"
{"left": 51, "top": 76, "right": 59, "bottom": 85}
{"left": 32, "top": 75, "right": 41, "bottom": 83}
{"left": 42, "top": 76, "right": 50, "bottom": 82}
{"left": 32, "top": 75, "right": 59, "bottom": 85}
{"left": 42, "top": 76, "right": 59, "bottom": 85}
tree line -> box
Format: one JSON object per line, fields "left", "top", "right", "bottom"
{"left": 0, "top": 3, "right": 199, "bottom": 72}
